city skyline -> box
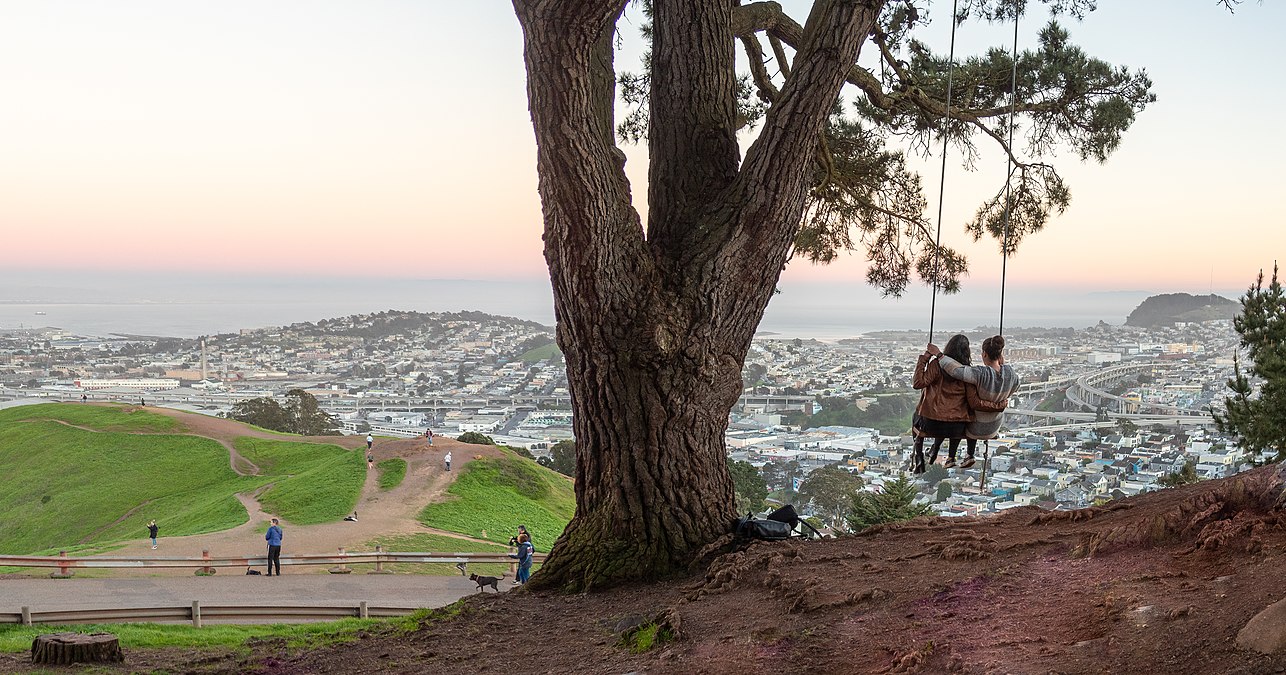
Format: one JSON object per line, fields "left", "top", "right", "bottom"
{"left": 3, "top": 1, "right": 1282, "bottom": 293}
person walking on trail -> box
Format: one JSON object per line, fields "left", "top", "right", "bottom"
{"left": 366, "top": 434, "right": 374, "bottom": 450}
{"left": 508, "top": 533, "right": 534, "bottom": 585}
{"left": 444, "top": 451, "right": 452, "bottom": 471}
{"left": 265, "top": 518, "right": 283, "bottom": 576}
{"left": 147, "top": 520, "right": 159, "bottom": 549}
{"left": 367, "top": 451, "right": 374, "bottom": 470}
{"left": 426, "top": 428, "right": 434, "bottom": 446}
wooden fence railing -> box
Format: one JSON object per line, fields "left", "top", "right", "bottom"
{"left": 0, "top": 601, "right": 416, "bottom": 627}
{"left": 0, "top": 548, "right": 545, "bottom": 577}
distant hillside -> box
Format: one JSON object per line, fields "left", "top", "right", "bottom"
{"left": 1124, "top": 293, "right": 1238, "bottom": 327}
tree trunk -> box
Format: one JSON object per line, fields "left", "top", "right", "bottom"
{"left": 513, "top": 0, "right": 879, "bottom": 591}
{"left": 31, "top": 633, "right": 123, "bottom": 665}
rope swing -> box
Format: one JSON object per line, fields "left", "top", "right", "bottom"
{"left": 982, "top": 9, "right": 1023, "bottom": 492}
{"left": 998, "top": 9, "right": 1020, "bottom": 336}
{"left": 926, "top": 0, "right": 960, "bottom": 346}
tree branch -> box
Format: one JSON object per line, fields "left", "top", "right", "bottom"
{"left": 727, "top": 0, "right": 881, "bottom": 289}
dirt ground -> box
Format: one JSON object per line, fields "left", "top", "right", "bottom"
{"left": 7, "top": 463, "right": 1286, "bottom": 674}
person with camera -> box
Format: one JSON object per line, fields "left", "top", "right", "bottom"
{"left": 509, "top": 533, "right": 535, "bottom": 586}
{"left": 508, "top": 525, "right": 530, "bottom": 582}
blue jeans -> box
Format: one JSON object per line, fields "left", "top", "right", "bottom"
{"left": 517, "top": 565, "right": 531, "bottom": 584}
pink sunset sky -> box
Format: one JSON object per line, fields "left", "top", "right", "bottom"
{"left": 2, "top": 1, "right": 1282, "bottom": 293}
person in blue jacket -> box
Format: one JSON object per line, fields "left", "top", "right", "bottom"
{"left": 265, "top": 518, "right": 283, "bottom": 576}
{"left": 508, "top": 533, "right": 534, "bottom": 585}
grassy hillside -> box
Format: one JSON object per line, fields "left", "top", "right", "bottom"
{"left": 419, "top": 451, "right": 574, "bottom": 548}
{"left": 0, "top": 404, "right": 367, "bottom": 554}
{"left": 1, "top": 402, "right": 182, "bottom": 433}
{"left": 233, "top": 438, "right": 366, "bottom": 525}
{"left": 376, "top": 458, "right": 407, "bottom": 490}
{"left": 0, "top": 408, "right": 262, "bottom": 553}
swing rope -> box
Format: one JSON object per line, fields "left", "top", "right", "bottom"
{"left": 984, "top": 10, "right": 1022, "bottom": 493}
{"left": 997, "top": 9, "right": 1020, "bottom": 337}
{"left": 927, "top": 0, "right": 960, "bottom": 346}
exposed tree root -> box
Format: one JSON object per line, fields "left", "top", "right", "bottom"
{"left": 1072, "top": 469, "right": 1284, "bottom": 558}
{"left": 1027, "top": 501, "right": 1133, "bottom": 526}
{"left": 857, "top": 515, "right": 974, "bottom": 537}
{"left": 884, "top": 641, "right": 934, "bottom": 673}
{"left": 922, "top": 530, "right": 999, "bottom": 561}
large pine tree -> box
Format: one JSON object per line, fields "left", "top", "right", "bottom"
{"left": 511, "top": 0, "right": 1155, "bottom": 590}
{"left": 1215, "top": 265, "right": 1286, "bottom": 462}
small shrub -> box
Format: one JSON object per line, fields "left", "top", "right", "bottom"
{"left": 621, "top": 622, "right": 673, "bottom": 653}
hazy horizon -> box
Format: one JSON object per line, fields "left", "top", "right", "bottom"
{"left": 0, "top": 270, "right": 1246, "bottom": 340}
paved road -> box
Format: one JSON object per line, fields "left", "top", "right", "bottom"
{"left": 0, "top": 575, "right": 506, "bottom": 619}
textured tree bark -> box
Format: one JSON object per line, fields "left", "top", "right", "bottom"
{"left": 31, "top": 633, "right": 123, "bottom": 665}
{"left": 513, "top": 0, "right": 881, "bottom": 590}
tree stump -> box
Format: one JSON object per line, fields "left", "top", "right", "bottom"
{"left": 31, "top": 632, "right": 123, "bottom": 665}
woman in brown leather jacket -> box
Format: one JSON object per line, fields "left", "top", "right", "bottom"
{"left": 911, "top": 334, "right": 972, "bottom": 473}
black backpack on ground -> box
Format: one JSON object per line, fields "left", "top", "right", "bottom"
{"left": 734, "top": 512, "right": 793, "bottom": 541}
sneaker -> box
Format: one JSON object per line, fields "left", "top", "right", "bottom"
{"left": 512, "top": 580, "right": 521, "bottom": 585}
{"left": 944, "top": 459, "right": 957, "bottom": 469}
{"left": 152, "top": 545, "right": 158, "bottom": 550}
{"left": 960, "top": 457, "right": 976, "bottom": 469}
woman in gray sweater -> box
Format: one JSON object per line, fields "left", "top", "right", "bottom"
{"left": 929, "top": 335, "right": 1019, "bottom": 468}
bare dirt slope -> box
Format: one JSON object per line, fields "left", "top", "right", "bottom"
{"left": 42, "top": 462, "right": 1286, "bottom": 675}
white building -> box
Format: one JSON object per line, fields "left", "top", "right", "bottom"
{"left": 74, "top": 378, "right": 180, "bottom": 391}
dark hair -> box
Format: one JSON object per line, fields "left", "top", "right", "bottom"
{"left": 944, "top": 334, "right": 971, "bottom": 365}
{"left": 982, "top": 335, "right": 1005, "bottom": 362}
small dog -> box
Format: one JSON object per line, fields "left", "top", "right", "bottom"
{"left": 469, "top": 572, "right": 506, "bottom": 592}
{"left": 246, "top": 567, "right": 262, "bottom": 575}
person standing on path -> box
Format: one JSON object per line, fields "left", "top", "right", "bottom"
{"left": 426, "top": 428, "right": 434, "bottom": 446}
{"left": 508, "top": 533, "right": 534, "bottom": 585}
{"left": 509, "top": 525, "right": 530, "bottom": 580}
{"left": 366, "top": 434, "right": 374, "bottom": 450}
{"left": 147, "top": 520, "right": 159, "bottom": 549}
{"left": 444, "top": 451, "right": 451, "bottom": 471}
{"left": 265, "top": 518, "right": 283, "bottom": 576}
{"left": 367, "top": 451, "right": 374, "bottom": 470}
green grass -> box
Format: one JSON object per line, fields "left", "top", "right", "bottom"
{"left": 621, "top": 622, "right": 673, "bottom": 653}
{"left": 376, "top": 458, "right": 407, "bottom": 490}
{"left": 518, "top": 343, "right": 561, "bottom": 363}
{"left": 0, "top": 613, "right": 432, "bottom": 654}
{"left": 0, "top": 402, "right": 181, "bottom": 433}
{"left": 0, "top": 417, "right": 262, "bottom": 554}
{"left": 363, "top": 533, "right": 512, "bottom": 576}
{"left": 418, "top": 451, "right": 574, "bottom": 547}
{"left": 234, "top": 438, "right": 365, "bottom": 525}
{"left": 0, "top": 404, "right": 370, "bottom": 554}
